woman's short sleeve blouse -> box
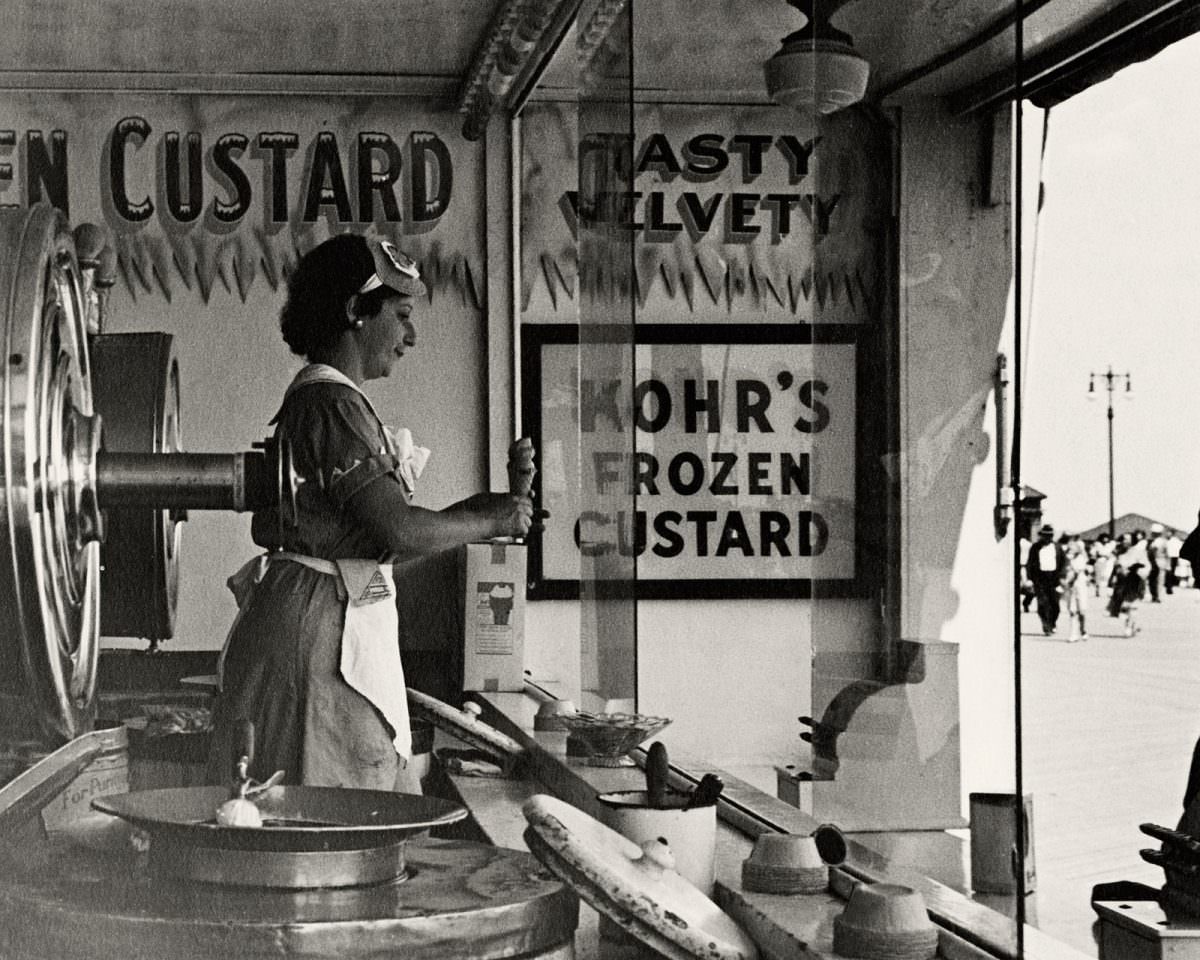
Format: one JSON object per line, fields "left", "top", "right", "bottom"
{"left": 252, "top": 382, "right": 402, "bottom": 557}
{"left": 282, "top": 383, "right": 394, "bottom": 507}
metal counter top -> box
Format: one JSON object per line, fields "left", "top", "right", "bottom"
{"left": 457, "top": 691, "right": 1095, "bottom": 960}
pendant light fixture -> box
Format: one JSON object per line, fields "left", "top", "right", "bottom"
{"left": 764, "top": 0, "right": 870, "bottom": 114}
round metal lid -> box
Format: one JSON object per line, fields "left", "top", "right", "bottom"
{"left": 523, "top": 793, "right": 759, "bottom": 960}
{"left": 93, "top": 785, "right": 466, "bottom": 852}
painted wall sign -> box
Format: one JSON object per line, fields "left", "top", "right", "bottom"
{"left": 0, "top": 93, "right": 483, "bottom": 305}
{"left": 523, "top": 324, "right": 869, "bottom": 599}
{"left": 565, "top": 131, "right": 833, "bottom": 243}
{"left": 520, "top": 102, "right": 891, "bottom": 324}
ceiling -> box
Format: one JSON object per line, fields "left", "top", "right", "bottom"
{"left": 541, "top": 0, "right": 1200, "bottom": 112}
{"left": 2, "top": 0, "right": 1198, "bottom": 117}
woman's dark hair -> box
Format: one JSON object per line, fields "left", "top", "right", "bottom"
{"left": 279, "top": 234, "right": 395, "bottom": 359}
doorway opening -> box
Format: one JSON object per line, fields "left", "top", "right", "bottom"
{"left": 1020, "top": 29, "right": 1200, "bottom": 955}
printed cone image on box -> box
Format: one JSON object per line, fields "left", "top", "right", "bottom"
{"left": 485, "top": 583, "right": 515, "bottom": 625}
{"left": 462, "top": 542, "right": 526, "bottom": 691}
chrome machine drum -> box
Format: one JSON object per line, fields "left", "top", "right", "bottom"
{"left": 0, "top": 204, "right": 102, "bottom": 743}
{"left": 90, "top": 333, "right": 182, "bottom": 642}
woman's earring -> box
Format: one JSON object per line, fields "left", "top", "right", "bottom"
{"left": 346, "top": 294, "right": 364, "bottom": 329}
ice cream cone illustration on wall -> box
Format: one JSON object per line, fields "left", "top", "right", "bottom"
{"left": 487, "top": 583, "right": 515, "bottom": 625}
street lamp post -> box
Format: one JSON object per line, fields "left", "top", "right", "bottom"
{"left": 1088, "top": 367, "right": 1132, "bottom": 539}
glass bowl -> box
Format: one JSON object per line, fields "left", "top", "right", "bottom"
{"left": 558, "top": 712, "right": 672, "bottom": 766}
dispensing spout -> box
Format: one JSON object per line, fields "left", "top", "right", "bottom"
{"left": 233, "top": 720, "right": 255, "bottom": 799}
{"left": 231, "top": 719, "right": 284, "bottom": 799}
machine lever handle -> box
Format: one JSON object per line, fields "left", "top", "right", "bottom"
{"left": 645, "top": 741, "right": 670, "bottom": 809}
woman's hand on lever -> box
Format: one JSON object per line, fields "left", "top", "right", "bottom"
{"left": 351, "top": 478, "right": 548, "bottom": 556}
{"left": 507, "top": 438, "right": 536, "bottom": 497}
{"left": 460, "top": 492, "right": 535, "bottom": 538}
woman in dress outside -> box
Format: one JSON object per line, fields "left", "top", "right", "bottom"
{"left": 1064, "top": 535, "right": 1090, "bottom": 642}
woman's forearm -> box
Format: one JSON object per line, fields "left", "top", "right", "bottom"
{"left": 348, "top": 479, "right": 497, "bottom": 556}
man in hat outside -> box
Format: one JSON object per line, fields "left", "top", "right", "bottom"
{"left": 1026, "top": 523, "right": 1067, "bottom": 636}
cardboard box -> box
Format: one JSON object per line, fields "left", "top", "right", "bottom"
{"left": 392, "top": 542, "right": 527, "bottom": 698}
{"left": 461, "top": 541, "right": 527, "bottom": 692}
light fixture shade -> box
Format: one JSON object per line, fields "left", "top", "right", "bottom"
{"left": 764, "top": 37, "right": 870, "bottom": 114}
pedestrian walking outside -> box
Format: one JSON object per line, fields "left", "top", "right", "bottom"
{"left": 1027, "top": 523, "right": 1067, "bottom": 636}
{"left": 1107, "top": 534, "right": 1131, "bottom": 617}
{"left": 1092, "top": 533, "right": 1116, "bottom": 598}
{"left": 1180, "top": 510, "right": 1200, "bottom": 591}
{"left": 1149, "top": 523, "right": 1170, "bottom": 602}
{"left": 1111, "top": 531, "right": 1149, "bottom": 637}
{"left": 1167, "top": 527, "right": 1184, "bottom": 593}
{"left": 1064, "top": 536, "right": 1090, "bottom": 642}
{"left": 1019, "top": 533, "right": 1035, "bottom": 612}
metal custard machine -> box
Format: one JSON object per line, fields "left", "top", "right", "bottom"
{"left": 0, "top": 204, "right": 578, "bottom": 960}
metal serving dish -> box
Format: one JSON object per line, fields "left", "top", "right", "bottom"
{"left": 93, "top": 785, "right": 467, "bottom": 888}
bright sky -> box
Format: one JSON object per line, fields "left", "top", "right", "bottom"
{"left": 1022, "top": 31, "right": 1200, "bottom": 535}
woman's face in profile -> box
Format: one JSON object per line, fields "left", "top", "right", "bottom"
{"left": 359, "top": 294, "right": 417, "bottom": 380}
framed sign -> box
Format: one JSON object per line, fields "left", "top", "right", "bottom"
{"left": 522, "top": 323, "right": 876, "bottom": 600}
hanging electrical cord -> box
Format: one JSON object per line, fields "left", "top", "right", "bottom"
{"left": 1013, "top": 0, "right": 1028, "bottom": 945}
{"left": 1018, "top": 106, "right": 1054, "bottom": 424}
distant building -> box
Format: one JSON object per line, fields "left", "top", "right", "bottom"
{"left": 1073, "top": 512, "right": 1187, "bottom": 541}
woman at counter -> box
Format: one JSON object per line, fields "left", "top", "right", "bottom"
{"left": 205, "top": 233, "right": 534, "bottom": 793}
